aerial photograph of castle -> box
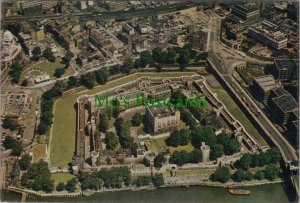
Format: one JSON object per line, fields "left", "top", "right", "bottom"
{"left": 0, "top": 0, "right": 299, "bottom": 202}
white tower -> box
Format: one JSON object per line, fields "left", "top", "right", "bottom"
{"left": 200, "top": 142, "right": 210, "bottom": 163}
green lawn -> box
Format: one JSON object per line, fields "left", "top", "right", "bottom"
{"left": 51, "top": 173, "right": 75, "bottom": 184}
{"left": 50, "top": 72, "right": 196, "bottom": 167}
{"left": 141, "top": 136, "right": 195, "bottom": 154}
{"left": 209, "top": 87, "right": 267, "bottom": 147}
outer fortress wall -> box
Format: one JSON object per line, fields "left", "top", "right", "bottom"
{"left": 76, "top": 75, "right": 262, "bottom": 163}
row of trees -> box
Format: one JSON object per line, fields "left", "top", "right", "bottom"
{"left": 210, "top": 163, "right": 280, "bottom": 183}
{"left": 9, "top": 62, "right": 23, "bottom": 84}
{"left": 169, "top": 150, "right": 201, "bottom": 166}
{"left": 78, "top": 167, "right": 132, "bottom": 190}
{"left": 56, "top": 178, "right": 77, "bottom": 193}
{"left": 134, "top": 45, "right": 203, "bottom": 70}
{"left": 235, "top": 148, "right": 281, "bottom": 170}
{"left": 133, "top": 174, "right": 164, "bottom": 187}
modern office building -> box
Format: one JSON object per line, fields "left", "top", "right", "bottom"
{"left": 252, "top": 75, "right": 278, "bottom": 103}
{"left": 248, "top": 21, "right": 288, "bottom": 50}
{"left": 231, "top": 3, "right": 260, "bottom": 21}
{"left": 268, "top": 88, "right": 298, "bottom": 125}
{"left": 274, "top": 59, "right": 298, "bottom": 81}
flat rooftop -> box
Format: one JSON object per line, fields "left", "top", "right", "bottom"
{"left": 273, "top": 94, "right": 298, "bottom": 112}
{"left": 254, "top": 75, "right": 277, "bottom": 91}
{"left": 148, "top": 106, "right": 176, "bottom": 118}
{"left": 275, "top": 59, "right": 297, "bottom": 70}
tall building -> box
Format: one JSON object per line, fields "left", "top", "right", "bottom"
{"left": 19, "top": 0, "right": 56, "bottom": 15}
{"left": 146, "top": 106, "right": 180, "bottom": 135}
{"left": 273, "top": 59, "right": 298, "bottom": 81}
{"left": 252, "top": 75, "right": 278, "bottom": 103}
{"left": 231, "top": 3, "right": 260, "bottom": 21}
{"left": 30, "top": 26, "right": 45, "bottom": 42}
{"left": 248, "top": 22, "right": 288, "bottom": 50}
{"left": 267, "top": 87, "right": 298, "bottom": 125}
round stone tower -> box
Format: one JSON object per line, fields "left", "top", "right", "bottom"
{"left": 200, "top": 142, "right": 210, "bottom": 163}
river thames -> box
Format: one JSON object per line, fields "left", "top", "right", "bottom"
{"left": 2, "top": 183, "right": 292, "bottom": 203}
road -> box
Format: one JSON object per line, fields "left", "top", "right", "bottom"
{"left": 207, "top": 13, "right": 298, "bottom": 163}
{"left": 2, "top": 2, "right": 194, "bottom": 22}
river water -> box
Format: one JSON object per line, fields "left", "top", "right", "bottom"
{"left": 1, "top": 184, "right": 293, "bottom": 203}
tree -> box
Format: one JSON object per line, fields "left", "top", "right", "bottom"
{"left": 99, "top": 113, "right": 109, "bottom": 133}
{"left": 265, "top": 164, "right": 279, "bottom": 181}
{"left": 41, "top": 111, "right": 53, "bottom": 125}
{"left": 134, "top": 176, "right": 152, "bottom": 187}
{"left": 210, "top": 167, "right": 230, "bottom": 183}
{"left": 109, "top": 65, "right": 120, "bottom": 75}
{"left": 152, "top": 173, "right": 164, "bottom": 187}
{"left": 48, "top": 55, "right": 56, "bottom": 62}
{"left": 134, "top": 58, "right": 141, "bottom": 69}
{"left": 191, "top": 126, "right": 216, "bottom": 148}
{"left": 244, "top": 171, "right": 253, "bottom": 181}
{"left": 42, "top": 47, "right": 53, "bottom": 59}
{"left": 166, "top": 129, "right": 191, "bottom": 147}
{"left": 19, "top": 154, "right": 32, "bottom": 171}
{"left": 61, "top": 51, "right": 74, "bottom": 64}
{"left": 239, "top": 154, "right": 252, "bottom": 170}
{"left": 231, "top": 169, "right": 246, "bottom": 182}
{"left": 122, "top": 58, "right": 133, "bottom": 74}
{"left": 131, "top": 113, "right": 143, "bottom": 127}
{"left": 105, "top": 132, "right": 119, "bottom": 150}
{"left": 139, "top": 50, "right": 152, "bottom": 68}
{"left": 54, "top": 68, "right": 65, "bottom": 78}
{"left": 114, "top": 117, "right": 124, "bottom": 134}
{"left": 154, "top": 153, "right": 165, "bottom": 168}
{"left": 3, "top": 136, "right": 16, "bottom": 149}
{"left": 65, "top": 178, "right": 77, "bottom": 193}
{"left": 223, "top": 139, "right": 240, "bottom": 155}
{"left": 37, "top": 122, "right": 48, "bottom": 135}
{"left": 56, "top": 182, "right": 65, "bottom": 191}
{"left": 67, "top": 76, "right": 77, "bottom": 87}
{"left": 21, "top": 79, "right": 28, "bottom": 87}
{"left": 95, "top": 69, "right": 109, "bottom": 85}
{"left": 254, "top": 171, "right": 264, "bottom": 180}
{"left": 180, "top": 109, "right": 197, "bottom": 128}
{"left": 9, "top": 62, "right": 22, "bottom": 84}
{"left": 152, "top": 47, "right": 163, "bottom": 63}
{"left": 11, "top": 142, "right": 22, "bottom": 156}
{"left": 80, "top": 73, "right": 95, "bottom": 89}
{"left": 177, "top": 49, "right": 190, "bottom": 67}
{"left": 264, "top": 148, "right": 281, "bottom": 164}
{"left": 189, "top": 149, "right": 201, "bottom": 163}
{"left": 112, "top": 107, "right": 120, "bottom": 118}
{"left": 32, "top": 46, "right": 41, "bottom": 60}
{"left": 210, "top": 144, "right": 224, "bottom": 160}
{"left": 21, "top": 172, "right": 29, "bottom": 187}
{"left": 2, "top": 117, "right": 18, "bottom": 131}
{"left": 167, "top": 48, "right": 176, "bottom": 64}
{"left": 169, "top": 150, "right": 190, "bottom": 165}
